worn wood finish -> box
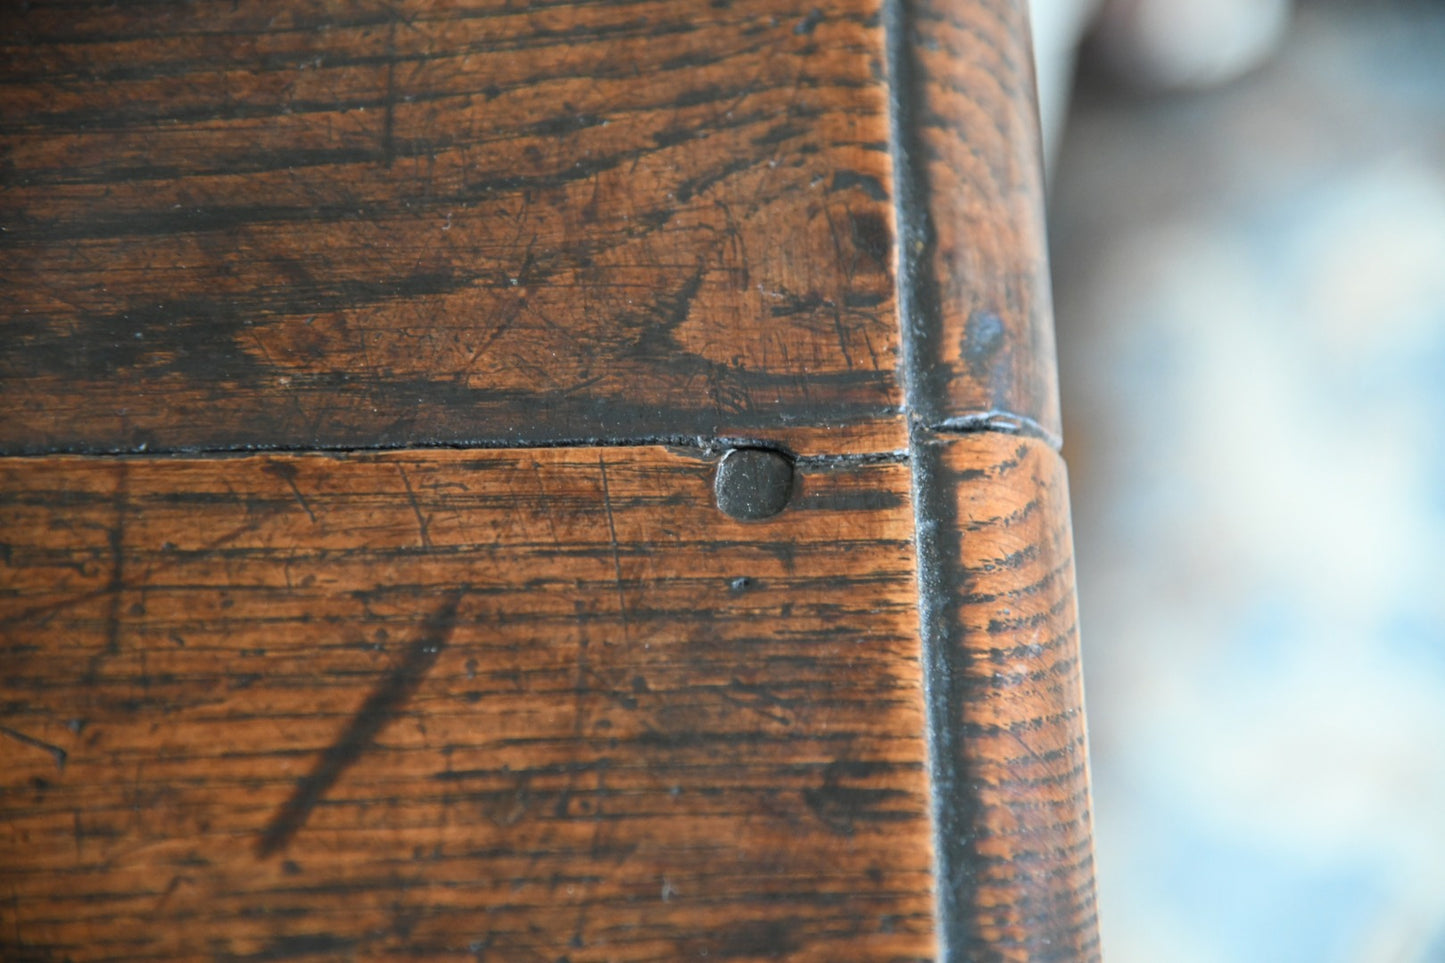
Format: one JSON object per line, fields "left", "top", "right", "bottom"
{"left": 0, "top": 0, "right": 902, "bottom": 455}
{"left": 0, "top": 0, "right": 1061, "bottom": 454}
{"left": 0, "top": 435, "right": 1102, "bottom": 962}
{"left": 915, "top": 432, "right": 1097, "bottom": 961}
{"left": 1, "top": 0, "right": 1099, "bottom": 958}
{"left": 890, "top": 0, "right": 1059, "bottom": 438}
{"left": 0, "top": 446, "right": 937, "bottom": 962}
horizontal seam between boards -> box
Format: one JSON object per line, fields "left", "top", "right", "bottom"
{"left": 0, "top": 418, "right": 1048, "bottom": 462}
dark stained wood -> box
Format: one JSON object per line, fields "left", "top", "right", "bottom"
{"left": 0, "top": 0, "right": 1099, "bottom": 958}
{"left": 0, "top": 446, "right": 937, "bottom": 961}
{"left": 890, "top": 0, "right": 1060, "bottom": 439}
{"left": 0, "top": 0, "right": 1061, "bottom": 455}
{"left": 0, "top": 0, "right": 903, "bottom": 455}
{"left": 915, "top": 432, "right": 1097, "bottom": 961}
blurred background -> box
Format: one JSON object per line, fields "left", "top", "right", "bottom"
{"left": 1031, "top": 0, "right": 1445, "bottom": 960}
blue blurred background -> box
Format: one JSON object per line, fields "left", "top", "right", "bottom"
{"left": 1035, "top": 1, "right": 1445, "bottom": 959}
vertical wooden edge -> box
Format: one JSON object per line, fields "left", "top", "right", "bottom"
{"left": 887, "top": 0, "right": 1092, "bottom": 953}
{"left": 913, "top": 431, "right": 1098, "bottom": 961}
{"left": 888, "top": 0, "right": 1061, "bottom": 440}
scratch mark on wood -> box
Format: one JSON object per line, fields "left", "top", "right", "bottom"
{"left": 255, "top": 589, "right": 463, "bottom": 858}
{"left": 2, "top": 512, "right": 275, "bottom": 630}
{"left": 105, "top": 464, "right": 128, "bottom": 656}
{"left": 0, "top": 725, "right": 68, "bottom": 771}
{"left": 596, "top": 455, "right": 629, "bottom": 636}
{"left": 263, "top": 461, "right": 317, "bottom": 523}
{"left": 80, "top": 464, "right": 129, "bottom": 686}
{"left": 817, "top": 199, "right": 858, "bottom": 369}
{"left": 397, "top": 465, "right": 431, "bottom": 548}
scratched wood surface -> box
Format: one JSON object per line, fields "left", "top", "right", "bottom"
{"left": 0, "top": 0, "right": 1100, "bottom": 958}
{"left": 0, "top": 0, "right": 904, "bottom": 456}
{"left": 0, "top": 0, "right": 1061, "bottom": 456}
{"left": 0, "top": 447, "right": 937, "bottom": 962}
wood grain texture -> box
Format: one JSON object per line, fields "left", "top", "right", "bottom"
{"left": 0, "top": 1, "right": 1100, "bottom": 957}
{"left": 914, "top": 432, "right": 1097, "bottom": 961}
{"left": 0, "top": 0, "right": 903, "bottom": 455}
{"left": 890, "top": 0, "right": 1059, "bottom": 439}
{"left": 0, "top": 446, "right": 937, "bottom": 962}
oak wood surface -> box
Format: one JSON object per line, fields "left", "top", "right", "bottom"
{"left": 0, "top": 0, "right": 1098, "bottom": 958}
{"left": 0, "top": 0, "right": 1059, "bottom": 454}
{"left": 0, "top": 438, "right": 1097, "bottom": 962}
{"left": 0, "top": 0, "right": 903, "bottom": 455}
{"left": 889, "top": 0, "right": 1059, "bottom": 439}
{"left": 1, "top": 446, "right": 936, "bottom": 962}
{"left": 915, "top": 433, "right": 1096, "bottom": 961}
